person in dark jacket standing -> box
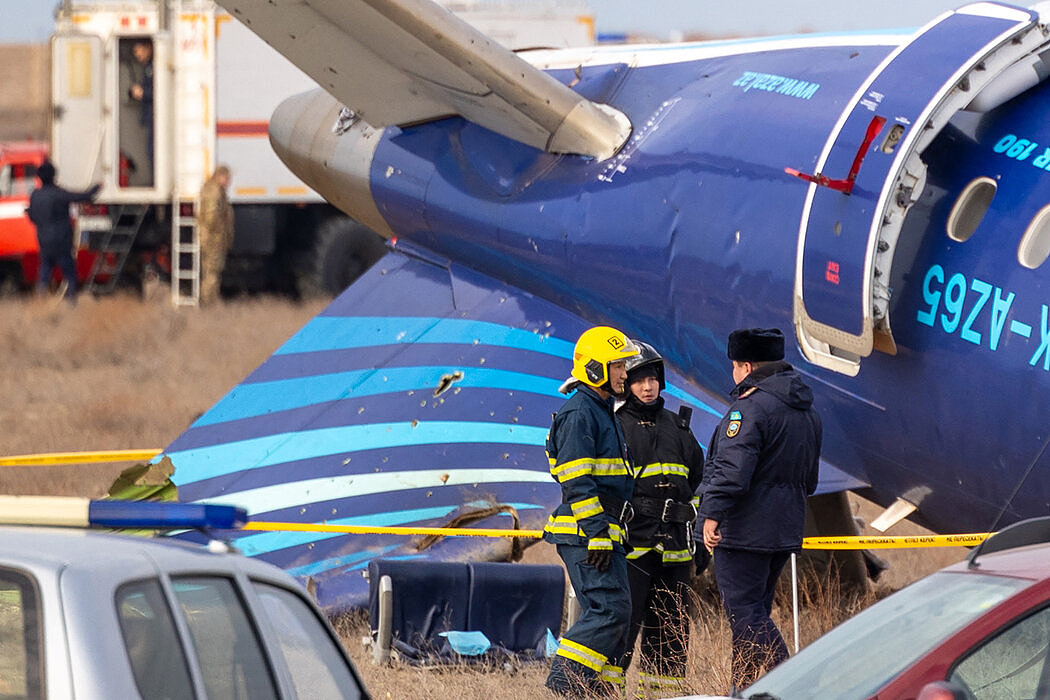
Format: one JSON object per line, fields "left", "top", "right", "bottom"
{"left": 26, "top": 160, "right": 101, "bottom": 304}
{"left": 544, "top": 325, "right": 640, "bottom": 698}
{"left": 616, "top": 340, "right": 705, "bottom": 698}
{"left": 699, "top": 328, "right": 822, "bottom": 691}
{"left": 128, "top": 39, "right": 155, "bottom": 171}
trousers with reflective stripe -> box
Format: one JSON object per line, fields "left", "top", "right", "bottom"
{"left": 554, "top": 543, "right": 631, "bottom": 677}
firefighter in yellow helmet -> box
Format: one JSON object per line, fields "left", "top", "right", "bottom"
{"left": 544, "top": 326, "right": 639, "bottom": 697}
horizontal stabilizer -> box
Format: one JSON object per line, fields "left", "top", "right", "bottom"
{"left": 219, "top": 0, "right": 631, "bottom": 159}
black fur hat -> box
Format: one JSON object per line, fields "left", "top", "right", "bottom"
{"left": 727, "top": 328, "right": 784, "bottom": 362}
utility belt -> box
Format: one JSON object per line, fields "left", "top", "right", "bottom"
{"left": 598, "top": 494, "right": 635, "bottom": 525}
{"left": 632, "top": 495, "right": 697, "bottom": 524}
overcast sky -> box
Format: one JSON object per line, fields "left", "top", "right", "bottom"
{"left": 0, "top": 1, "right": 1001, "bottom": 43}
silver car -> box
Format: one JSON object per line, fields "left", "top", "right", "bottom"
{"left": 0, "top": 523, "right": 370, "bottom": 699}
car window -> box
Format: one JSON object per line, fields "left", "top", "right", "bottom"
{"left": 746, "top": 572, "right": 1029, "bottom": 700}
{"left": 950, "top": 604, "right": 1050, "bottom": 699}
{"left": 116, "top": 579, "right": 195, "bottom": 700}
{"left": 253, "top": 581, "right": 367, "bottom": 699}
{"left": 0, "top": 568, "right": 43, "bottom": 700}
{"left": 172, "top": 576, "right": 279, "bottom": 700}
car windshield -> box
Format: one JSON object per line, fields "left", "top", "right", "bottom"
{"left": 745, "top": 571, "right": 1029, "bottom": 700}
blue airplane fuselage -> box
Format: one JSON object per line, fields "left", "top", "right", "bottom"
{"left": 365, "top": 34, "right": 1050, "bottom": 535}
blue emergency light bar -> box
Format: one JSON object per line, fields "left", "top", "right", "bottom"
{"left": 88, "top": 501, "right": 248, "bottom": 529}
{"left": 0, "top": 496, "right": 247, "bottom": 530}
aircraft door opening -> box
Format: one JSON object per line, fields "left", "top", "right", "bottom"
{"left": 792, "top": 4, "right": 1046, "bottom": 376}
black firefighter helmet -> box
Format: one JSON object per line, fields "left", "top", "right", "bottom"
{"left": 624, "top": 340, "right": 665, "bottom": 391}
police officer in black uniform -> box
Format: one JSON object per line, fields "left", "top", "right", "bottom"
{"left": 616, "top": 341, "right": 705, "bottom": 698}
{"left": 699, "top": 328, "right": 822, "bottom": 691}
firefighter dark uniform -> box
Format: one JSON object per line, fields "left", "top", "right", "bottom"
{"left": 544, "top": 326, "right": 639, "bottom": 698}
{"left": 699, "top": 328, "right": 822, "bottom": 690}
{"left": 616, "top": 341, "right": 704, "bottom": 699}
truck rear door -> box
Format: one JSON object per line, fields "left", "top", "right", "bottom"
{"left": 51, "top": 35, "right": 105, "bottom": 190}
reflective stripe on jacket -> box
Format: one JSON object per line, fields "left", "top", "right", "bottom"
{"left": 543, "top": 384, "right": 634, "bottom": 551}
{"left": 617, "top": 395, "right": 704, "bottom": 564}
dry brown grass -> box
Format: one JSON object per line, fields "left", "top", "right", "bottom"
{"left": 0, "top": 290, "right": 327, "bottom": 496}
{"left": 344, "top": 507, "right": 964, "bottom": 699}
{"left": 0, "top": 292, "right": 967, "bottom": 698}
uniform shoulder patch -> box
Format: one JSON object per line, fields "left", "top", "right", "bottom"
{"left": 726, "top": 410, "right": 742, "bottom": 438}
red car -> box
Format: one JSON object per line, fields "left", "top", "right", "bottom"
{"left": 0, "top": 141, "right": 98, "bottom": 291}
{"left": 684, "top": 517, "right": 1050, "bottom": 700}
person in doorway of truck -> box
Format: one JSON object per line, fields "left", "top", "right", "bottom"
{"left": 128, "top": 39, "right": 154, "bottom": 175}
{"left": 26, "top": 160, "right": 101, "bottom": 305}
{"left": 197, "top": 165, "right": 233, "bottom": 305}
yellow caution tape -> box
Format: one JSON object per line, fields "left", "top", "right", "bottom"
{"left": 0, "top": 450, "right": 163, "bottom": 467}
{"left": 802, "top": 532, "right": 990, "bottom": 549}
{"left": 0, "top": 451, "right": 1000, "bottom": 551}
{"left": 246, "top": 522, "right": 991, "bottom": 549}
{"left": 246, "top": 521, "right": 544, "bottom": 539}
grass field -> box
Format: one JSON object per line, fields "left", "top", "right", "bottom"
{"left": 0, "top": 291, "right": 967, "bottom": 698}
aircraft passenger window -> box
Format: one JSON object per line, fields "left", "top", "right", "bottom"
{"left": 947, "top": 177, "right": 996, "bottom": 242}
{"left": 1018, "top": 204, "right": 1050, "bottom": 270}
{"left": 880, "top": 124, "right": 905, "bottom": 154}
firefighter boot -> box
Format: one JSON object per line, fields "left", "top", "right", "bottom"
{"left": 546, "top": 655, "right": 598, "bottom": 697}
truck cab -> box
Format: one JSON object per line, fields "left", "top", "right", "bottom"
{"left": 0, "top": 141, "right": 47, "bottom": 290}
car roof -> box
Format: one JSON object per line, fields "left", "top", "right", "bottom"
{"left": 0, "top": 525, "right": 295, "bottom": 585}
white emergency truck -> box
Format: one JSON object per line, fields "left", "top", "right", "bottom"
{"left": 50, "top": 0, "right": 593, "bottom": 303}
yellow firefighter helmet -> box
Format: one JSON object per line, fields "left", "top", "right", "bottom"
{"left": 571, "top": 326, "right": 640, "bottom": 388}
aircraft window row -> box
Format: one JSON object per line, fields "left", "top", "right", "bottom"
{"left": 947, "top": 176, "right": 1050, "bottom": 269}
{"left": 946, "top": 177, "right": 996, "bottom": 243}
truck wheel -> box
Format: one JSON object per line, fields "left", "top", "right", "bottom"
{"left": 298, "top": 217, "right": 387, "bottom": 297}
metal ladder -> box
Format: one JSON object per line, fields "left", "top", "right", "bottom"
{"left": 85, "top": 204, "right": 149, "bottom": 295}
{"left": 171, "top": 196, "right": 199, "bottom": 306}
{"left": 168, "top": 0, "right": 211, "bottom": 307}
